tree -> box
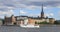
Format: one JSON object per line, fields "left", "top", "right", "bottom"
{"left": 35, "top": 21, "right": 49, "bottom": 24}
{"left": 39, "top": 21, "right": 49, "bottom": 24}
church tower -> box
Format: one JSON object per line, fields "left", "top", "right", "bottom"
{"left": 41, "top": 4, "right": 44, "bottom": 18}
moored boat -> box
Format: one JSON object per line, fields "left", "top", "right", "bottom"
{"left": 20, "top": 24, "right": 40, "bottom": 28}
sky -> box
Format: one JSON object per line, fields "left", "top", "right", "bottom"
{"left": 0, "top": 0, "right": 60, "bottom": 20}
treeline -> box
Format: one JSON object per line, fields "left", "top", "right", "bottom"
{"left": 35, "top": 21, "right": 50, "bottom": 24}
{"left": 0, "top": 19, "right": 4, "bottom": 25}
{"left": 54, "top": 20, "right": 60, "bottom": 24}
{"left": 35, "top": 20, "right": 60, "bottom": 24}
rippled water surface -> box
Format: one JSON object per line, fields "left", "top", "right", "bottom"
{"left": 0, "top": 25, "right": 60, "bottom": 32}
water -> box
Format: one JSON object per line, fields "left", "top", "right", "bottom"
{"left": 0, "top": 25, "right": 60, "bottom": 32}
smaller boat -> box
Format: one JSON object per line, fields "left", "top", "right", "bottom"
{"left": 20, "top": 24, "right": 40, "bottom": 28}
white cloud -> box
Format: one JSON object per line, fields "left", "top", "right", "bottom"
{"left": 44, "top": 7, "right": 47, "bottom": 9}
{"left": 45, "top": 13, "right": 54, "bottom": 17}
{"left": 50, "top": 13, "right": 54, "bottom": 16}
{"left": 20, "top": 10, "right": 27, "bottom": 14}
{"left": 28, "top": 13, "right": 40, "bottom": 17}
{"left": 45, "top": 14, "right": 49, "bottom": 17}
{"left": 0, "top": 0, "right": 60, "bottom": 11}
{"left": 7, "top": 10, "right": 14, "bottom": 15}
{"left": 0, "top": 10, "right": 14, "bottom": 16}
{"left": 0, "top": 0, "right": 60, "bottom": 12}
{"left": 26, "top": 5, "right": 41, "bottom": 10}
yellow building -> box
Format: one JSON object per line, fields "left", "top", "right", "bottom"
{"left": 49, "top": 18, "right": 55, "bottom": 24}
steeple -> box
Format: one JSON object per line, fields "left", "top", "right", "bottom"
{"left": 41, "top": 4, "right": 44, "bottom": 18}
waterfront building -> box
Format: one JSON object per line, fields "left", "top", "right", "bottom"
{"left": 3, "top": 4, "right": 55, "bottom": 25}
{"left": 15, "top": 16, "right": 28, "bottom": 25}
{"left": 49, "top": 18, "right": 55, "bottom": 24}
{"left": 4, "top": 15, "right": 16, "bottom": 25}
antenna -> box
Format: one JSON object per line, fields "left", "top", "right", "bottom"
{"left": 19, "top": 8, "right": 21, "bottom": 16}
{"left": 19, "top": 8, "right": 21, "bottom": 20}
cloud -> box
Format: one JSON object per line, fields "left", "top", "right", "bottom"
{"left": 45, "top": 14, "right": 49, "bottom": 17}
{"left": 0, "top": 0, "right": 60, "bottom": 11}
{"left": 28, "top": 13, "right": 40, "bottom": 17}
{"left": 0, "top": 0, "right": 60, "bottom": 12}
{"left": 20, "top": 10, "right": 27, "bottom": 14}
{"left": 58, "top": 11, "right": 60, "bottom": 16}
{"left": 0, "top": 0, "right": 60, "bottom": 17}
{"left": 49, "top": 13, "right": 54, "bottom": 16}
{"left": 45, "top": 13, "right": 54, "bottom": 17}
{"left": 26, "top": 5, "right": 41, "bottom": 10}
{"left": 0, "top": 10, "right": 14, "bottom": 16}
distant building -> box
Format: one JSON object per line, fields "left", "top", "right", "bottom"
{"left": 15, "top": 16, "right": 28, "bottom": 25}
{"left": 4, "top": 15, "right": 16, "bottom": 25}
{"left": 27, "top": 4, "right": 55, "bottom": 25}
{"left": 49, "top": 18, "right": 55, "bottom": 24}
{"left": 4, "top": 4, "right": 55, "bottom": 25}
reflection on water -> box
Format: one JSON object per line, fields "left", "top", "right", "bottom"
{"left": 0, "top": 25, "right": 60, "bottom": 32}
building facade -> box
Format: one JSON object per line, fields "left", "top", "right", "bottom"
{"left": 15, "top": 16, "right": 28, "bottom": 25}
{"left": 4, "top": 15, "right": 16, "bottom": 25}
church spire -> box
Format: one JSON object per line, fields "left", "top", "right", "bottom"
{"left": 42, "top": 4, "right": 43, "bottom": 13}
{"left": 41, "top": 4, "right": 44, "bottom": 18}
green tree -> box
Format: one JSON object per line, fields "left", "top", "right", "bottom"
{"left": 36, "top": 21, "right": 49, "bottom": 24}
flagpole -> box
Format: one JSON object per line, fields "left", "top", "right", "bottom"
{"left": 19, "top": 8, "right": 20, "bottom": 16}
{"left": 19, "top": 8, "right": 21, "bottom": 19}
